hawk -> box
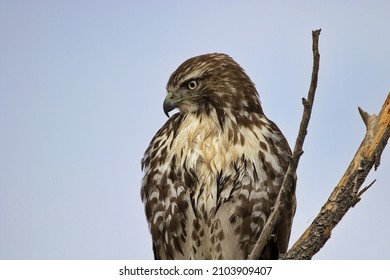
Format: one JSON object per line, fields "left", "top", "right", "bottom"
{"left": 141, "top": 53, "right": 296, "bottom": 259}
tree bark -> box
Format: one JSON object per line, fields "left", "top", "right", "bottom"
{"left": 281, "top": 93, "right": 390, "bottom": 259}
{"left": 250, "top": 29, "right": 390, "bottom": 260}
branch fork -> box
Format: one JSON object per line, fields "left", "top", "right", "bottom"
{"left": 283, "top": 93, "right": 390, "bottom": 259}
{"left": 249, "top": 28, "right": 390, "bottom": 260}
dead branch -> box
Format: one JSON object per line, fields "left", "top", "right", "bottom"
{"left": 248, "top": 29, "right": 321, "bottom": 260}
{"left": 281, "top": 93, "right": 390, "bottom": 259}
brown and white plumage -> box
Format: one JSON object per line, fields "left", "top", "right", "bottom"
{"left": 141, "top": 53, "right": 296, "bottom": 259}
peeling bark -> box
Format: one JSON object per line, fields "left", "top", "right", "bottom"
{"left": 282, "top": 93, "right": 390, "bottom": 259}
{"left": 250, "top": 28, "right": 390, "bottom": 260}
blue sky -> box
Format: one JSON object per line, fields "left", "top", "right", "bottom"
{"left": 0, "top": 0, "right": 389, "bottom": 259}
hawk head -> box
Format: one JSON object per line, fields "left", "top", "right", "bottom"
{"left": 163, "top": 53, "right": 264, "bottom": 120}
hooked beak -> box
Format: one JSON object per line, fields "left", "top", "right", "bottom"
{"left": 163, "top": 92, "right": 177, "bottom": 117}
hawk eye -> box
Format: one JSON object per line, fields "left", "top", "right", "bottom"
{"left": 187, "top": 80, "right": 198, "bottom": 90}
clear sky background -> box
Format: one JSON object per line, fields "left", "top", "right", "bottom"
{"left": 0, "top": 1, "right": 389, "bottom": 260}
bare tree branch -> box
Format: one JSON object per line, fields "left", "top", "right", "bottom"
{"left": 282, "top": 93, "right": 390, "bottom": 259}
{"left": 248, "top": 29, "right": 321, "bottom": 260}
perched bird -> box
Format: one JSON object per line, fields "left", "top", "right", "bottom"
{"left": 141, "top": 53, "right": 296, "bottom": 260}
